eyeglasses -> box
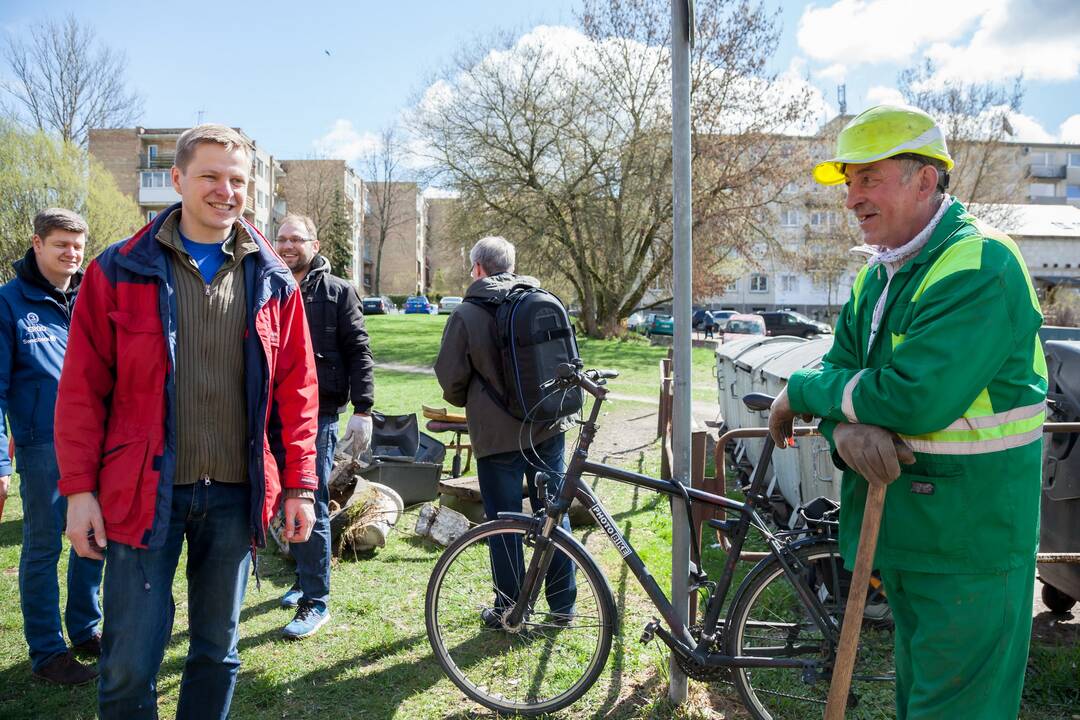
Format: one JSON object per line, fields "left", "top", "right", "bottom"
{"left": 275, "top": 235, "right": 314, "bottom": 245}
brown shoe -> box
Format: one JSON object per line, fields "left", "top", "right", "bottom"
{"left": 72, "top": 633, "right": 102, "bottom": 658}
{"left": 32, "top": 651, "right": 98, "bottom": 685}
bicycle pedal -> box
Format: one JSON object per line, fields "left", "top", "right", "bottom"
{"left": 639, "top": 618, "right": 660, "bottom": 644}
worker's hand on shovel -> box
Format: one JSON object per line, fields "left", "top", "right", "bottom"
{"left": 767, "top": 386, "right": 814, "bottom": 448}
{"left": 67, "top": 492, "right": 107, "bottom": 560}
{"left": 834, "top": 422, "right": 915, "bottom": 486}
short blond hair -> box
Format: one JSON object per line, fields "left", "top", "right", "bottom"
{"left": 174, "top": 124, "right": 251, "bottom": 171}
{"left": 278, "top": 213, "right": 318, "bottom": 243}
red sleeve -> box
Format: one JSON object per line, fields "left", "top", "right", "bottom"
{"left": 56, "top": 260, "right": 116, "bottom": 496}
{"left": 273, "top": 286, "right": 319, "bottom": 490}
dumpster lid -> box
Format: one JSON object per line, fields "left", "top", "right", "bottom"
{"left": 733, "top": 337, "right": 807, "bottom": 371}
{"left": 761, "top": 337, "right": 834, "bottom": 381}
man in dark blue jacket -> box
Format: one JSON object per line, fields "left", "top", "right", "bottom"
{"left": 0, "top": 208, "right": 102, "bottom": 684}
{"left": 274, "top": 213, "right": 374, "bottom": 639}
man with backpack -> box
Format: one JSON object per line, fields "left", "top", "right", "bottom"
{"left": 434, "top": 236, "right": 577, "bottom": 626}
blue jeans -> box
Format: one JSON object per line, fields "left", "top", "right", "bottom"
{"left": 98, "top": 479, "right": 251, "bottom": 720}
{"left": 476, "top": 433, "right": 576, "bottom": 615}
{"left": 17, "top": 441, "right": 104, "bottom": 671}
{"left": 288, "top": 413, "right": 335, "bottom": 608}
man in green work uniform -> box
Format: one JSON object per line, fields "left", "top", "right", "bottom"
{"left": 769, "top": 104, "right": 1045, "bottom": 720}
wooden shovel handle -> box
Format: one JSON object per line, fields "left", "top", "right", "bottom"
{"left": 824, "top": 481, "right": 887, "bottom": 719}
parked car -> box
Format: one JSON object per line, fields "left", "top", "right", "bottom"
{"left": 646, "top": 313, "right": 674, "bottom": 337}
{"left": 361, "top": 296, "right": 395, "bottom": 315}
{"left": 439, "top": 296, "right": 463, "bottom": 314}
{"left": 626, "top": 311, "right": 648, "bottom": 333}
{"left": 404, "top": 296, "right": 435, "bottom": 314}
{"left": 760, "top": 310, "right": 832, "bottom": 338}
{"left": 721, "top": 313, "right": 766, "bottom": 343}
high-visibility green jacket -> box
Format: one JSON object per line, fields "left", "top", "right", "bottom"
{"left": 788, "top": 199, "right": 1047, "bottom": 574}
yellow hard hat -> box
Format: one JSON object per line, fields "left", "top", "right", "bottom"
{"left": 813, "top": 104, "right": 954, "bottom": 186}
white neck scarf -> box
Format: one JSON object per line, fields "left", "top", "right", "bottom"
{"left": 854, "top": 196, "right": 951, "bottom": 356}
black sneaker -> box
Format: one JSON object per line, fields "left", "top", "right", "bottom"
{"left": 480, "top": 607, "right": 504, "bottom": 629}
{"left": 32, "top": 651, "right": 98, "bottom": 685}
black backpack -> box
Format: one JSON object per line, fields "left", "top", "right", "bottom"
{"left": 466, "top": 284, "right": 583, "bottom": 422}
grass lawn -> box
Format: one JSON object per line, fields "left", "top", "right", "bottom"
{"left": 365, "top": 314, "right": 719, "bottom": 405}
{"left": 1, "top": 316, "right": 1076, "bottom": 719}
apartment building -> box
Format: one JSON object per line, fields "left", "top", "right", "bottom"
{"left": 1015, "top": 142, "right": 1080, "bottom": 207}
{"left": 279, "top": 159, "right": 365, "bottom": 285}
{"left": 88, "top": 127, "right": 282, "bottom": 237}
{"left": 363, "top": 181, "right": 427, "bottom": 296}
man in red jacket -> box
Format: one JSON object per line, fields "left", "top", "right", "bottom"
{"left": 58, "top": 124, "right": 319, "bottom": 720}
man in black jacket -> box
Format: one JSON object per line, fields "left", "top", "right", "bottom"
{"left": 274, "top": 213, "right": 374, "bottom": 639}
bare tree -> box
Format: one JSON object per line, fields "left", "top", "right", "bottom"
{"left": 899, "top": 59, "right": 1025, "bottom": 223}
{"left": 361, "top": 127, "right": 412, "bottom": 294}
{"left": 411, "top": 0, "right": 814, "bottom": 337}
{"left": 280, "top": 158, "right": 340, "bottom": 231}
{"left": 2, "top": 15, "right": 142, "bottom": 145}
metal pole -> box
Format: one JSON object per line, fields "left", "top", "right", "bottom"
{"left": 669, "top": 0, "right": 693, "bottom": 705}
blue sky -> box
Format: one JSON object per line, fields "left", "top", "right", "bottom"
{"left": 2, "top": 0, "right": 1078, "bottom": 164}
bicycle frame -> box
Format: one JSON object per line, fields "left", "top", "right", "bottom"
{"left": 503, "top": 374, "right": 842, "bottom": 672}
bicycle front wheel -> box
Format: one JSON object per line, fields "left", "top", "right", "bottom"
{"left": 725, "top": 540, "right": 895, "bottom": 720}
{"left": 425, "top": 518, "right": 615, "bottom": 716}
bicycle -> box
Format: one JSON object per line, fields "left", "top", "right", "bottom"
{"left": 425, "top": 361, "right": 894, "bottom": 718}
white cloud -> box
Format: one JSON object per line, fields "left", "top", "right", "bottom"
{"left": 796, "top": 0, "right": 993, "bottom": 65}
{"left": 865, "top": 86, "right": 905, "bottom": 106}
{"left": 798, "top": 0, "right": 1080, "bottom": 86}
{"left": 816, "top": 63, "right": 847, "bottom": 83}
{"left": 1058, "top": 115, "right": 1080, "bottom": 144}
{"left": 1001, "top": 111, "right": 1055, "bottom": 143}
{"left": 312, "top": 119, "right": 379, "bottom": 163}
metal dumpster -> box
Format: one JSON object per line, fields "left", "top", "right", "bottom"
{"left": 730, "top": 337, "right": 807, "bottom": 466}
{"left": 1041, "top": 340, "right": 1080, "bottom": 612}
{"left": 759, "top": 338, "right": 840, "bottom": 512}
{"left": 715, "top": 335, "right": 779, "bottom": 432}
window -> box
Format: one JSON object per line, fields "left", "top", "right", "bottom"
{"left": 726, "top": 280, "right": 738, "bottom": 292}
{"left": 810, "top": 211, "right": 825, "bottom": 227}
{"left": 257, "top": 189, "right": 267, "bottom": 208}
{"left": 752, "top": 242, "right": 767, "bottom": 258}
{"left": 1030, "top": 182, "right": 1056, "bottom": 198}
{"left": 781, "top": 275, "right": 798, "bottom": 293}
{"left": 1069, "top": 153, "right": 1080, "bottom": 168}
{"left": 750, "top": 274, "right": 768, "bottom": 293}
{"left": 1028, "top": 151, "right": 1053, "bottom": 165}
{"left": 147, "top": 144, "right": 158, "bottom": 162}
{"left": 1067, "top": 184, "right": 1080, "bottom": 199}
{"left": 779, "top": 209, "right": 800, "bottom": 227}
{"left": 146, "top": 210, "right": 157, "bottom": 222}
{"left": 256, "top": 158, "right": 265, "bottom": 178}
{"left": 140, "top": 170, "right": 169, "bottom": 188}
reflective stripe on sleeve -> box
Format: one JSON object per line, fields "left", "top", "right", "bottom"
{"left": 841, "top": 369, "right": 867, "bottom": 423}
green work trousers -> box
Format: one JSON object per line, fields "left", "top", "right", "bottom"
{"left": 878, "top": 559, "right": 1035, "bottom": 720}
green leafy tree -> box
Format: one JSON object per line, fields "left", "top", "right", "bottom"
{"left": 0, "top": 119, "right": 141, "bottom": 280}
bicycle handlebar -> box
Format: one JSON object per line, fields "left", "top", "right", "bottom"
{"left": 547, "top": 361, "right": 619, "bottom": 397}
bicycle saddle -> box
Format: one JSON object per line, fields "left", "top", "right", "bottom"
{"left": 742, "top": 393, "right": 775, "bottom": 412}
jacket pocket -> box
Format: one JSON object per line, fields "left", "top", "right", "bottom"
{"left": 108, "top": 311, "right": 166, "bottom": 404}
{"left": 97, "top": 438, "right": 150, "bottom": 527}
{"left": 881, "top": 462, "right": 969, "bottom": 560}
{"left": 314, "top": 349, "right": 345, "bottom": 397}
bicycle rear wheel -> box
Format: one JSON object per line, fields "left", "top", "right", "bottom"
{"left": 725, "top": 540, "right": 895, "bottom": 720}
{"left": 425, "top": 518, "right": 615, "bottom": 716}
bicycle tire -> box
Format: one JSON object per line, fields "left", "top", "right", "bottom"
{"left": 724, "top": 540, "right": 895, "bottom": 720}
{"left": 425, "top": 518, "right": 615, "bottom": 716}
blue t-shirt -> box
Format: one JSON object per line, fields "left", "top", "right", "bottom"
{"left": 179, "top": 230, "right": 229, "bottom": 284}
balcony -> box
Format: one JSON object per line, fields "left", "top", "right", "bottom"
{"left": 139, "top": 152, "right": 176, "bottom": 169}
{"left": 1029, "top": 164, "right": 1066, "bottom": 179}
{"left": 139, "top": 185, "right": 181, "bottom": 205}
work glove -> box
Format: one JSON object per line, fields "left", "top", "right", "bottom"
{"left": 338, "top": 413, "right": 373, "bottom": 459}
{"left": 833, "top": 422, "right": 916, "bottom": 487}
